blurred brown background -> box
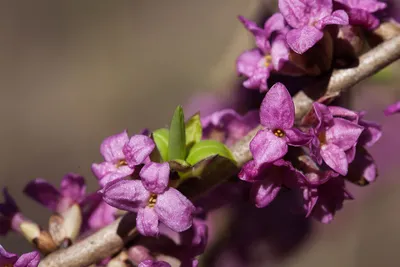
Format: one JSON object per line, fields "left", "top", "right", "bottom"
{"left": 1, "top": 1, "right": 400, "bottom": 266}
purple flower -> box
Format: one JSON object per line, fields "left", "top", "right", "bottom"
{"left": 102, "top": 162, "right": 195, "bottom": 236}
{"left": 239, "top": 159, "right": 304, "bottom": 207}
{"left": 92, "top": 130, "right": 135, "bottom": 187}
{"left": 335, "top": 0, "right": 387, "bottom": 29}
{"left": 309, "top": 103, "right": 364, "bottom": 176}
{"left": 178, "top": 219, "right": 208, "bottom": 267}
{"left": 0, "top": 188, "right": 27, "bottom": 236}
{"left": 80, "top": 192, "right": 117, "bottom": 232}
{"left": 249, "top": 83, "right": 311, "bottom": 165}
{"left": 0, "top": 245, "right": 40, "bottom": 267}
{"left": 236, "top": 14, "right": 290, "bottom": 91}
{"left": 384, "top": 100, "right": 400, "bottom": 116}
{"left": 24, "top": 173, "right": 86, "bottom": 213}
{"left": 302, "top": 176, "right": 352, "bottom": 223}
{"left": 202, "top": 109, "right": 259, "bottom": 146}
{"left": 139, "top": 260, "right": 171, "bottom": 267}
{"left": 279, "top": 0, "right": 349, "bottom": 54}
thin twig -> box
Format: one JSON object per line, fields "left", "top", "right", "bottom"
{"left": 39, "top": 29, "right": 400, "bottom": 267}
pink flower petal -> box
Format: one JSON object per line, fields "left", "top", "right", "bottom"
{"left": 286, "top": 25, "right": 324, "bottom": 54}
{"left": 155, "top": 188, "right": 195, "bottom": 233}
{"left": 260, "top": 82, "right": 294, "bottom": 129}
{"left": 102, "top": 180, "right": 150, "bottom": 212}
{"left": 320, "top": 143, "right": 348, "bottom": 175}
{"left": 100, "top": 130, "right": 129, "bottom": 163}
{"left": 137, "top": 207, "right": 159, "bottom": 237}
{"left": 139, "top": 162, "right": 170, "bottom": 194}
{"left": 251, "top": 179, "right": 281, "bottom": 208}
{"left": 123, "top": 135, "right": 155, "bottom": 167}
{"left": 250, "top": 129, "right": 288, "bottom": 165}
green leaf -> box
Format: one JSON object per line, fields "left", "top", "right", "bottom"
{"left": 152, "top": 128, "right": 169, "bottom": 162}
{"left": 185, "top": 112, "right": 202, "bottom": 152}
{"left": 186, "top": 140, "right": 236, "bottom": 166}
{"left": 168, "top": 106, "right": 186, "bottom": 161}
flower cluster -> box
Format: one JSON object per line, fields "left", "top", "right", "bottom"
{"left": 237, "top": 0, "right": 387, "bottom": 91}
{"left": 0, "top": 0, "right": 398, "bottom": 265}
{"left": 238, "top": 82, "right": 381, "bottom": 222}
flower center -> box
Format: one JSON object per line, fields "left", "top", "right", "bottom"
{"left": 265, "top": 54, "right": 272, "bottom": 67}
{"left": 116, "top": 159, "right": 127, "bottom": 168}
{"left": 273, "top": 129, "right": 285, "bottom": 138}
{"left": 148, "top": 194, "right": 158, "bottom": 208}
{"left": 318, "top": 132, "right": 326, "bottom": 145}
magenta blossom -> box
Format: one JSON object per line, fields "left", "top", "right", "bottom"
{"left": 335, "top": 0, "right": 387, "bottom": 29}
{"left": 279, "top": 0, "right": 349, "bottom": 54}
{"left": 0, "top": 188, "right": 27, "bottom": 236}
{"left": 24, "top": 173, "right": 86, "bottom": 213}
{"left": 384, "top": 100, "right": 400, "bottom": 116}
{"left": 309, "top": 103, "right": 364, "bottom": 176}
{"left": 102, "top": 162, "right": 195, "bottom": 237}
{"left": 139, "top": 260, "right": 171, "bottom": 267}
{"left": 236, "top": 14, "right": 290, "bottom": 91}
{"left": 302, "top": 176, "right": 353, "bottom": 223}
{"left": 239, "top": 159, "right": 304, "bottom": 207}
{"left": 202, "top": 109, "right": 259, "bottom": 146}
{"left": 250, "top": 83, "right": 311, "bottom": 166}
{"left": 0, "top": 245, "right": 40, "bottom": 267}
{"left": 91, "top": 130, "right": 135, "bottom": 187}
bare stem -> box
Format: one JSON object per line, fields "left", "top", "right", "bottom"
{"left": 39, "top": 30, "right": 400, "bottom": 267}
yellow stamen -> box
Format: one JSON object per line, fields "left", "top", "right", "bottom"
{"left": 273, "top": 129, "right": 285, "bottom": 138}
{"left": 116, "top": 159, "right": 127, "bottom": 168}
{"left": 265, "top": 55, "right": 272, "bottom": 67}
{"left": 148, "top": 194, "right": 157, "bottom": 208}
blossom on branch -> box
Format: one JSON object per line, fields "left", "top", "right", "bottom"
{"left": 250, "top": 83, "right": 311, "bottom": 165}
{"left": 279, "top": 0, "right": 349, "bottom": 54}
{"left": 102, "top": 162, "right": 195, "bottom": 236}
{"left": 236, "top": 14, "right": 290, "bottom": 91}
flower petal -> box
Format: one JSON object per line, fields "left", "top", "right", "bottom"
{"left": 335, "top": 0, "right": 387, "bottom": 13}
{"left": 60, "top": 173, "right": 86, "bottom": 203}
{"left": 139, "top": 162, "right": 170, "bottom": 194}
{"left": 313, "top": 102, "right": 333, "bottom": 131}
{"left": 23, "top": 179, "right": 60, "bottom": 212}
{"left": 320, "top": 143, "right": 348, "bottom": 175}
{"left": 250, "top": 129, "right": 288, "bottom": 165}
{"left": 238, "top": 16, "right": 269, "bottom": 52}
{"left": 236, "top": 49, "right": 264, "bottom": 78}
{"left": 102, "top": 180, "right": 150, "bottom": 212}
{"left": 359, "top": 119, "right": 382, "bottom": 147}
{"left": 251, "top": 179, "right": 281, "bottom": 208}
{"left": 14, "top": 251, "right": 40, "bottom": 267}
{"left": 264, "top": 13, "right": 287, "bottom": 37}
{"left": 0, "top": 245, "right": 17, "bottom": 265}
{"left": 238, "top": 160, "right": 269, "bottom": 182}
{"left": 384, "top": 100, "right": 400, "bottom": 116}
{"left": 139, "top": 260, "right": 171, "bottom": 267}
{"left": 155, "top": 188, "right": 195, "bottom": 233}
{"left": 270, "top": 35, "right": 290, "bottom": 70}
{"left": 315, "top": 10, "right": 349, "bottom": 30}
{"left": 100, "top": 130, "right": 129, "bottom": 163}
{"left": 325, "top": 118, "right": 364, "bottom": 151}
{"left": 98, "top": 167, "right": 134, "bottom": 188}
{"left": 286, "top": 26, "right": 324, "bottom": 54}
{"left": 91, "top": 162, "right": 116, "bottom": 179}
{"left": 123, "top": 135, "right": 155, "bottom": 167}
{"left": 260, "top": 82, "right": 294, "bottom": 129}
{"left": 347, "top": 9, "right": 379, "bottom": 30}
{"left": 285, "top": 128, "right": 312, "bottom": 146}
{"left": 137, "top": 207, "right": 159, "bottom": 237}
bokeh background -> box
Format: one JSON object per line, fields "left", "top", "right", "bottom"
{"left": 1, "top": 1, "right": 400, "bottom": 266}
